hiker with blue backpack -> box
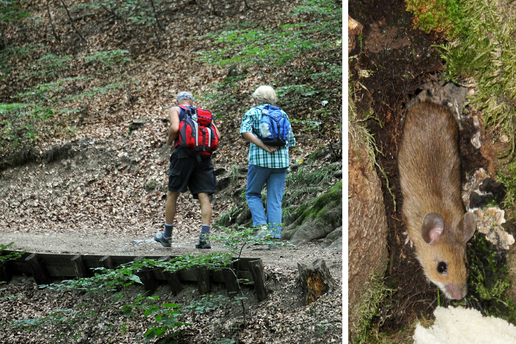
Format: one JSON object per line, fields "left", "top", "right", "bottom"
{"left": 240, "top": 85, "right": 296, "bottom": 243}
{"left": 154, "top": 91, "right": 220, "bottom": 249}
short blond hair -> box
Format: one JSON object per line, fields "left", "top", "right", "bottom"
{"left": 252, "top": 85, "right": 278, "bottom": 105}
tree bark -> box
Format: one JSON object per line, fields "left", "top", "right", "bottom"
{"left": 297, "top": 259, "right": 334, "bottom": 305}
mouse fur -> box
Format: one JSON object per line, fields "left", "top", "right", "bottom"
{"left": 398, "top": 100, "right": 476, "bottom": 300}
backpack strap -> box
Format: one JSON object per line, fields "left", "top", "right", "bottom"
{"left": 251, "top": 104, "right": 268, "bottom": 138}
{"left": 178, "top": 104, "right": 197, "bottom": 120}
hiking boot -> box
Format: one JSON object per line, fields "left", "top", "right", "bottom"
{"left": 255, "top": 224, "right": 268, "bottom": 238}
{"left": 154, "top": 232, "right": 172, "bottom": 247}
{"left": 255, "top": 230, "right": 266, "bottom": 239}
{"left": 195, "top": 240, "right": 211, "bottom": 249}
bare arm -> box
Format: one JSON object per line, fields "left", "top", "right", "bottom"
{"left": 212, "top": 122, "right": 221, "bottom": 140}
{"left": 241, "top": 132, "right": 278, "bottom": 154}
{"left": 166, "top": 106, "right": 180, "bottom": 145}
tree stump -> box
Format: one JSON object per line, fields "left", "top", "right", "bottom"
{"left": 249, "top": 259, "right": 267, "bottom": 302}
{"left": 297, "top": 259, "right": 334, "bottom": 305}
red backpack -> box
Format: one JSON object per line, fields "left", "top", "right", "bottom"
{"left": 176, "top": 105, "right": 219, "bottom": 160}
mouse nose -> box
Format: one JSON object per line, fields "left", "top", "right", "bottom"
{"left": 445, "top": 283, "right": 467, "bottom": 300}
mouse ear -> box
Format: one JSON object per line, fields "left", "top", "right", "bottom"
{"left": 462, "top": 212, "right": 477, "bottom": 243}
{"left": 422, "top": 212, "right": 444, "bottom": 244}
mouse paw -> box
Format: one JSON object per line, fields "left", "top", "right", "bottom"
{"left": 403, "top": 231, "right": 413, "bottom": 247}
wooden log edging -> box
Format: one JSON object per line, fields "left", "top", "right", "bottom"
{"left": 1, "top": 251, "right": 267, "bottom": 301}
{"left": 25, "top": 253, "right": 52, "bottom": 285}
{"left": 71, "top": 255, "right": 90, "bottom": 278}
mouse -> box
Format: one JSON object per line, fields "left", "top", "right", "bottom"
{"left": 398, "top": 100, "right": 477, "bottom": 300}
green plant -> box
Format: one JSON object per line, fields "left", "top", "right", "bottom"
{"left": 405, "top": 0, "right": 463, "bottom": 36}
{"left": 316, "top": 323, "right": 333, "bottom": 337}
{"left": 352, "top": 273, "right": 394, "bottom": 344}
{"left": 210, "top": 225, "right": 293, "bottom": 326}
{"left": 498, "top": 163, "right": 516, "bottom": 220}
{"left": 0, "top": 0, "right": 31, "bottom": 48}
{"left": 230, "top": 164, "right": 240, "bottom": 186}
{"left": 197, "top": 0, "right": 341, "bottom": 117}
{"left": 216, "top": 339, "right": 236, "bottom": 344}
{"left": 0, "top": 242, "right": 24, "bottom": 267}
{"left": 212, "top": 225, "right": 292, "bottom": 260}
{"left": 82, "top": 50, "right": 130, "bottom": 68}
{"left": 140, "top": 297, "right": 187, "bottom": 343}
{"left": 199, "top": 82, "right": 239, "bottom": 116}
{"left": 0, "top": 43, "right": 46, "bottom": 77}
{"left": 430, "top": 0, "right": 516, "bottom": 159}
{"left": 467, "top": 234, "right": 510, "bottom": 302}
{"left": 22, "top": 250, "right": 239, "bottom": 342}
{"left": 26, "top": 53, "right": 72, "bottom": 80}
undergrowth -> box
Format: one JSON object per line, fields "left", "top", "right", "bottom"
{"left": 408, "top": 0, "right": 516, "bottom": 160}
{"left": 351, "top": 273, "right": 394, "bottom": 344}
{"left": 214, "top": 158, "right": 341, "bottom": 228}
{"left": 498, "top": 163, "right": 516, "bottom": 220}
{"left": 197, "top": 0, "right": 342, "bottom": 121}
{"left": 0, "top": 227, "right": 287, "bottom": 343}
{"left": 1, "top": 0, "right": 341, "bottom": 159}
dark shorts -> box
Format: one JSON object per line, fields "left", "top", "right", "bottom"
{"left": 168, "top": 148, "right": 217, "bottom": 198}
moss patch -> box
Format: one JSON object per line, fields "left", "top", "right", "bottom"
{"left": 351, "top": 273, "right": 395, "bottom": 344}
{"left": 498, "top": 163, "right": 516, "bottom": 221}
{"left": 295, "top": 181, "right": 342, "bottom": 226}
{"left": 405, "top": 0, "right": 463, "bottom": 36}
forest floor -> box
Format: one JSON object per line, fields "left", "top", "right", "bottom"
{"left": 0, "top": 0, "right": 342, "bottom": 343}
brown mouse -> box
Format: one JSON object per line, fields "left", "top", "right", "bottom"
{"left": 398, "top": 101, "right": 476, "bottom": 300}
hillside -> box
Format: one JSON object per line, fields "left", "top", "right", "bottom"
{"left": 0, "top": 0, "right": 342, "bottom": 343}
{"left": 0, "top": 0, "right": 341, "bottom": 235}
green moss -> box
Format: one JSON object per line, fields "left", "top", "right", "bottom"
{"left": 498, "top": 163, "right": 516, "bottom": 221}
{"left": 349, "top": 83, "right": 396, "bottom": 211}
{"left": 405, "top": 0, "right": 464, "bottom": 37}
{"left": 352, "top": 273, "right": 394, "bottom": 344}
{"left": 295, "top": 181, "right": 342, "bottom": 224}
{"left": 429, "top": 0, "right": 516, "bottom": 159}
{"left": 465, "top": 233, "right": 514, "bottom": 323}
{"left": 468, "top": 234, "right": 509, "bottom": 300}
{"left": 405, "top": 0, "right": 516, "bottom": 158}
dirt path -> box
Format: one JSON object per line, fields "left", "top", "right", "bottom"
{"left": 2, "top": 231, "right": 342, "bottom": 280}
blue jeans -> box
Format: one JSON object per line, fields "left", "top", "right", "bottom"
{"left": 246, "top": 164, "right": 288, "bottom": 238}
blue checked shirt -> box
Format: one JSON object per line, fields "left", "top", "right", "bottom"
{"left": 240, "top": 104, "right": 296, "bottom": 168}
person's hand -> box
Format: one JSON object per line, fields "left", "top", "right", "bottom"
{"left": 263, "top": 145, "right": 279, "bottom": 154}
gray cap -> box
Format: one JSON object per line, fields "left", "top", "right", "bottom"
{"left": 176, "top": 92, "right": 194, "bottom": 102}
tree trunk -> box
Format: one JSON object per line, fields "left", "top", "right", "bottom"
{"left": 297, "top": 259, "right": 334, "bottom": 305}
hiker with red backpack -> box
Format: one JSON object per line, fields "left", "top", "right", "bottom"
{"left": 154, "top": 91, "right": 220, "bottom": 249}
{"left": 240, "top": 85, "right": 296, "bottom": 245}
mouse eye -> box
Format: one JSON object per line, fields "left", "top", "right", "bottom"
{"left": 437, "top": 262, "right": 448, "bottom": 274}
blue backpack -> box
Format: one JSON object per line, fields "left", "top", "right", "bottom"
{"left": 253, "top": 104, "right": 291, "bottom": 147}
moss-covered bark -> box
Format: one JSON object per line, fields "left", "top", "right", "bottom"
{"left": 283, "top": 181, "right": 342, "bottom": 246}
